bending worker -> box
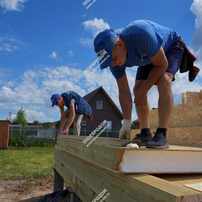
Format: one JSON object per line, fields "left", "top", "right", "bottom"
{"left": 93, "top": 19, "right": 200, "bottom": 148}
{"left": 51, "top": 91, "right": 92, "bottom": 136}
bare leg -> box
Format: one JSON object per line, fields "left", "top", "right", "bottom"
{"left": 134, "top": 80, "right": 150, "bottom": 129}
{"left": 157, "top": 73, "right": 173, "bottom": 128}
{"left": 62, "top": 111, "right": 70, "bottom": 134}
{"left": 76, "top": 115, "right": 83, "bottom": 136}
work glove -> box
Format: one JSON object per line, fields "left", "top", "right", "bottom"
{"left": 119, "top": 119, "right": 131, "bottom": 140}
{"left": 59, "top": 128, "right": 69, "bottom": 135}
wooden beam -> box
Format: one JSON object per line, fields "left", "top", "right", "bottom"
{"left": 54, "top": 148, "right": 202, "bottom": 202}
{"left": 55, "top": 162, "right": 95, "bottom": 202}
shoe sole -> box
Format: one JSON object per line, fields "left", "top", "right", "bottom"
{"left": 121, "top": 141, "right": 149, "bottom": 147}
{"left": 146, "top": 144, "right": 169, "bottom": 149}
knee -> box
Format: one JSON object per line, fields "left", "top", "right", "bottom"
{"left": 158, "top": 74, "right": 172, "bottom": 89}
{"left": 157, "top": 74, "right": 173, "bottom": 98}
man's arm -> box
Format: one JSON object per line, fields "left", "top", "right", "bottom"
{"left": 116, "top": 74, "right": 132, "bottom": 120}
{"left": 59, "top": 105, "right": 66, "bottom": 131}
{"left": 63, "top": 99, "right": 76, "bottom": 131}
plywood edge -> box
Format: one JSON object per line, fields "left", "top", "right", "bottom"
{"left": 118, "top": 149, "right": 202, "bottom": 174}
{"left": 123, "top": 145, "right": 202, "bottom": 152}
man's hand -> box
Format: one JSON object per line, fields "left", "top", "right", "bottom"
{"left": 59, "top": 128, "right": 69, "bottom": 135}
{"left": 119, "top": 119, "right": 131, "bottom": 139}
{"left": 60, "top": 99, "right": 76, "bottom": 131}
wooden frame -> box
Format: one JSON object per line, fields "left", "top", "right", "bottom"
{"left": 54, "top": 135, "right": 202, "bottom": 202}
{"left": 56, "top": 136, "right": 202, "bottom": 174}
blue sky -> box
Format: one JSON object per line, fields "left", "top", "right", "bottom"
{"left": 0, "top": 0, "right": 202, "bottom": 122}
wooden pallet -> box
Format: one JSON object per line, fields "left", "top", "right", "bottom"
{"left": 54, "top": 135, "right": 202, "bottom": 202}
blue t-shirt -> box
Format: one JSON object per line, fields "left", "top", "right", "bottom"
{"left": 110, "top": 20, "right": 179, "bottom": 79}
{"left": 61, "top": 91, "right": 92, "bottom": 117}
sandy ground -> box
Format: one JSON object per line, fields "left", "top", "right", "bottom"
{"left": 0, "top": 177, "right": 53, "bottom": 202}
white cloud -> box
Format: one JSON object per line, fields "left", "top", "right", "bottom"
{"left": 83, "top": 18, "right": 110, "bottom": 35}
{"left": 49, "top": 51, "right": 58, "bottom": 60}
{"left": 81, "top": 18, "right": 110, "bottom": 48}
{"left": 25, "top": 109, "right": 47, "bottom": 122}
{"left": 0, "top": 63, "right": 202, "bottom": 122}
{"left": 191, "top": 0, "right": 202, "bottom": 61}
{"left": 0, "top": 0, "right": 26, "bottom": 11}
{"left": 0, "top": 63, "right": 137, "bottom": 122}
{"left": 0, "top": 37, "right": 21, "bottom": 53}
{"left": 0, "top": 66, "right": 111, "bottom": 121}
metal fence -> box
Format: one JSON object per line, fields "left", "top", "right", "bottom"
{"left": 80, "top": 129, "right": 119, "bottom": 138}
{"left": 10, "top": 126, "right": 57, "bottom": 139}
{"left": 8, "top": 125, "right": 119, "bottom": 147}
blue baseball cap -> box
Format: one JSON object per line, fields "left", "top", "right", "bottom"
{"left": 94, "top": 29, "right": 119, "bottom": 69}
{"left": 50, "top": 94, "right": 60, "bottom": 107}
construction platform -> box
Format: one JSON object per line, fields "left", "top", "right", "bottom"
{"left": 54, "top": 135, "right": 202, "bottom": 202}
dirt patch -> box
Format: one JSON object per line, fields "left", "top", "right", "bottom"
{"left": 0, "top": 176, "right": 53, "bottom": 202}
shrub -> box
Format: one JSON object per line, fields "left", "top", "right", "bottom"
{"left": 9, "top": 131, "right": 55, "bottom": 147}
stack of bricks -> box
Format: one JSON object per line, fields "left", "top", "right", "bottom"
{"left": 147, "top": 90, "right": 202, "bottom": 147}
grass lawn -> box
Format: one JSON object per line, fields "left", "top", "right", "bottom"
{"left": 0, "top": 147, "right": 54, "bottom": 180}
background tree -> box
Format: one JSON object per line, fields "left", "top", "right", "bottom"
{"left": 14, "top": 108, "right": 27, "bottom": 127}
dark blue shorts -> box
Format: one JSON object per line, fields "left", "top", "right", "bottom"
{"left": 76, "top": 99, "right": 93, "bottom": 118}
{"left": 136, "top": 37, "right": 185, "bottom": 81}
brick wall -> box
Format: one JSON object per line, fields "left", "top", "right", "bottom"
{"left": 182, "top": 91, "right": 202, "bottom": 105}
{"left": 0, "top": 121, "right": 10, "bottom": 149}
{"left": 133, "top": 91, "right": 202, "bottom": 147}
{"left": 149, "top": 104, "right": 202, "bottom": 128}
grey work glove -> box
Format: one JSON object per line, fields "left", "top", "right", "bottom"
{"left": 119, "top": 119, "right": 131, "bottom": 140}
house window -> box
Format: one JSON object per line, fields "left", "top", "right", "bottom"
{"left": 81, "top": 121, "right": 87, "bottom": 136}
{"left": 81, "top": 121, "right": 87, "bottom": 127}
{"left": 96, "top": 100, "right": 103, "bottom": 110}
{"left": 106, "top": 121, "right": 112, "bottom": 131}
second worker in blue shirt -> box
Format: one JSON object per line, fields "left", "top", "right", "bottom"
{"left": 51, "top": 91, "right": 92, "bottom": 136}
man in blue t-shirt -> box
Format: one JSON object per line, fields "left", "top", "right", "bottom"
{"left": 94, "top": 20, "right": 199, "bottom": 148}
{"left": 51, "top": 91, "right": 93, "bottom": 136}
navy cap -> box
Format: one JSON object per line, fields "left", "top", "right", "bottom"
{"left": 50, "top": 94, "right": 60, "bottom": 107}
{"left": 94, "top": 29, "right": 118, "bottom": 69}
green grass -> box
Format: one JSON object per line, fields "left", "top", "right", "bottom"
{"left": 0, "top": 147, "right": 54, "bottom": 180}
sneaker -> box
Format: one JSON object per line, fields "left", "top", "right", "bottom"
{"left": 189, "top": 66, "right": 200, "bottom": 82}
{"left": 122, "top": 129, "right": 152, "bottom": 147}
{"left": 146, "top": 131, "right": 169, "bottom": 149}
